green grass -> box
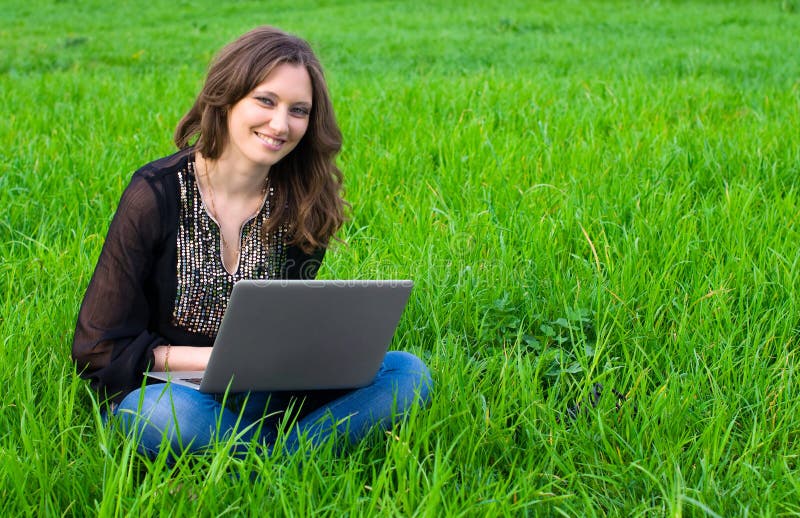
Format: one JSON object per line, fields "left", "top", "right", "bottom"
{"left": 2, "top": 0, "right": 800, "bottom": 515}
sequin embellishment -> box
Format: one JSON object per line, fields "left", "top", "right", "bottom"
{"left": 172, "top": 161, "right": 287, "bottom": 336}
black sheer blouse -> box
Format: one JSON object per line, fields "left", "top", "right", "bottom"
{"left": 72, "top": 148, "right": 324, "bottom": 405}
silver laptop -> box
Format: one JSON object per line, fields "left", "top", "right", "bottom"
{"left": 146, "top": 279, "right": 413, "bottom": 393}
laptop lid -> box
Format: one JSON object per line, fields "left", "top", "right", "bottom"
{"left": 192, "top": 279, "right": 413, "bottom": 393}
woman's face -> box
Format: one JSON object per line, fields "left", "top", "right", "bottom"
{"left": 223, "top": 62, "right": 313, "bottom": 171}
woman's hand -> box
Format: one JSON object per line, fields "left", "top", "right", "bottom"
{"left": 152, "top": 345, "right": 213, "bottom": 371}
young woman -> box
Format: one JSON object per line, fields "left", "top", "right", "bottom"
{"left": 72, "top": 26, "right": 432, "bottom": 458}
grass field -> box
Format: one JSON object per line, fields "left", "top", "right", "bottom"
{"left": 2, "top": 0, "right": 800, "bottom": 515}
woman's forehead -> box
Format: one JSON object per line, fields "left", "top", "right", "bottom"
{"left": 250, "top": 63, "right": 313, "bottom": 103}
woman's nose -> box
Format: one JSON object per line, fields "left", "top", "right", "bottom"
{"left": 269, "top": 107, "right": 289, "bottom": 135}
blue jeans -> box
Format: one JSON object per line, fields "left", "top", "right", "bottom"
{"left": 110, "top": 351, "right": 432, "bottom": 459}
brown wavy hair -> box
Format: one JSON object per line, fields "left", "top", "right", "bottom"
{"left": 174, "top": 26, "right": 346, "bottom": 253}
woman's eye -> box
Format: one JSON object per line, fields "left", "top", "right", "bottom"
{"left": 256, "top": 97, "right": 274, "bottom": 106}
{"left": 291, "top": 107, "right": 310, "bottom": 117}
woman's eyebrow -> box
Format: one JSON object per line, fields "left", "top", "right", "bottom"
{"left": 252, "top": 90, "right": 312, "bottom": 105}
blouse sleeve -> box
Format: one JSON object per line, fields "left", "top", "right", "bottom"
{"left": 72, "top": 174, "right": 168, "bottom": 405}
{"left": 283, "top": 245, "right": 326, "bottom": 280}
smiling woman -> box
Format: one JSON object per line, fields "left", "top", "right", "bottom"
{"left": 70, "top": 26, "right": 432, "bottom": 460}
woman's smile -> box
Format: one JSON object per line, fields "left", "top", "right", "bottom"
{"left": 255, "top": 131, "right": 286, "bottom": 150}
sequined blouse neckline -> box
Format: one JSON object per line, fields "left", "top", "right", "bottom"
{"left": 171, "top": 158, "right": 288, "bottom": 337}
{"left": 189, "top": 159, "right": 271, "bottom": 275}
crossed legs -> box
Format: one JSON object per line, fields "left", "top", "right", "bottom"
{"left": 111, "top": 351, "right": 432, "bottom": 459}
